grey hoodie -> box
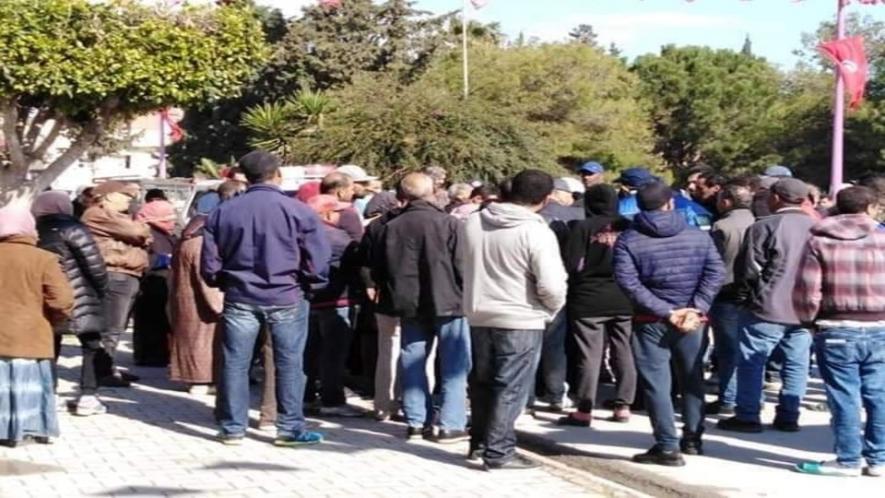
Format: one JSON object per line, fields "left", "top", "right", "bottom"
{"left": 459, "top": 202, "right": 568, "bottom": 330}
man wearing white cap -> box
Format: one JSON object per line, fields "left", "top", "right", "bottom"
{"left": 337, "top": 165, "right": 380, "bottom": 218}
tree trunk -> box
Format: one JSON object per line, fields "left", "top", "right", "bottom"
{"left": 1, "top": 122, "right": 100, "bottom": 206}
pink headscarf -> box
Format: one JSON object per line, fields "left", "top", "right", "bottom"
{"left": 32, "top": 191, "right": 74, "bottom": 218}
{"left": 136, "top": 200, "right": 177, "bottom": 234}
{"left": 0, "top": 204, "right": 38, "bottom": 239}
{"left": 296, "top": 182, "right": 321, "bottom": 203}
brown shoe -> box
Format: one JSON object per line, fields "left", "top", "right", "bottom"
{"left": 609, "top": 405, "right": 631, "bottom": 423}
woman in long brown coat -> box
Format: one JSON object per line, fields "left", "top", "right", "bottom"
{"left": 169, "top": 182, "right": 244, "bottom": 393}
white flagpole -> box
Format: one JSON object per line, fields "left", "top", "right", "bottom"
{"left": 462, "top": 0, "right": 469, "bottom": 99}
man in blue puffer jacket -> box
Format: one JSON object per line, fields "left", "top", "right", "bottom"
{"left": 614, "top": 182, "right": 725, "bottom": 467}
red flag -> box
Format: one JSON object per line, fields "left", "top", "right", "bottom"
{"left": 819, "top": 36, "right": 869, "bottom": 110}
{"left": 160, "top": 108, "right": 185, "bottom": 142}
{"left": 319, "top": 0, "right": 342, "bottom": 8}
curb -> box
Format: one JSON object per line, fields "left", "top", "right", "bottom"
{"left": 517, "top": 430, "right": 721, "bottom": 498}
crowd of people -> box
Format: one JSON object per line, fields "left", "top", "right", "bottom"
{"left": 1, "top": 152, "right": 885, "bottom": 478}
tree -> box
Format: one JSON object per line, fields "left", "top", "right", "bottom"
{"left": 0, "top": 0, "right": 268, "bottom": 202}
{"left": 171, "top": 0, "right": 453, "bottom": 174}
{"left": 569, "top": 24, "right": 600, "bottom": 48}
{"left": 425, "top": 43, "right": 658, "bottom": 172}
{"left": 262, "top": 73, "right": 554, "bottom": 182}
{"left": 632, "top": 45, "right": 782, "bottom": 174}
{"left": 741, "top": 34, "right": 753, "bottom": 56}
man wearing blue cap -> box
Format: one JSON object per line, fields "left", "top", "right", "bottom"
{"left": 578, "top": 162, "right": 605, "bottom": 190}
{"left": 616, "top": 167, "right": 713, "bottom": 230}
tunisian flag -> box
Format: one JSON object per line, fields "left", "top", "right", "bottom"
{"left": 819, "top": 36, "right": 870, "bottom": 110}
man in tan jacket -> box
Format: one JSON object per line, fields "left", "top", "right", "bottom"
{"left": 82, "top": 181, "right": 151, "bottom": 387}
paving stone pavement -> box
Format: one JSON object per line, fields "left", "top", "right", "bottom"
{"left": 0, "top": 338, "right": 598, "bottom": 498}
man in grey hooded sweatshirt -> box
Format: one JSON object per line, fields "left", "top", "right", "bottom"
{"left": 460, "top": 169, "right": 568, "bottom": 471}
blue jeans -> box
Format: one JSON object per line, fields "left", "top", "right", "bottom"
{"left": 530, "top": 309, "right": 567, "bottom": 405}
{"left": 735, "top": 316, "right": 811, "bottom": 424}
{"left": 633, "top": 322, "right": 705, "bottom": 451}
{"left": 469, "top": 328, "right": 543, "bottom": 465}
{"left": 815, "top": 327, "right": 885, "bottom": 468}
{"left": 305, "top": 307, "right": 353, "bottom": 407}
{"left": 400, "top": 316, "right": 471, "bottom": 430}
{"left": 710, "top": 301, "right": 745, "bottom": 407}
{"left": 219, "top": 300, "right": 309, "bottom": 438}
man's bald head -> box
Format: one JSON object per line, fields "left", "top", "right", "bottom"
{"left": 397, "top": 173, "right": 435, "bottom": 202}
{"left": 321, "top": 172, "right": 355, "bottom": 202}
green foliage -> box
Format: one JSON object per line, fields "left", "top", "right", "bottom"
{"left": 278, "top": 73, "right": 554, "bottom": 182}
{"left": 242, "top": 87, "right": 335, "bottom": 158}
{"left": 0, "top": 0, "right": 268, "bottom": 119}
{"left": 425, "top": 43, "right": 658, "bottom": 173}
{"left": 632, "top": 45, "right": 782, "bottom": 173}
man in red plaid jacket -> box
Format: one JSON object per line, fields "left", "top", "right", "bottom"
{"left": 794, "top": 186, "right": 885, "bottom": 478}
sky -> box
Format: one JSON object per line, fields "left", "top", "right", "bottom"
{"left": 259, "top": 0, "right": 885, "bottom": 68}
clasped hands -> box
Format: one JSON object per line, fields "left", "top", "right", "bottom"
{"left": 668, "top": 308, "right": 704, "bottom": 333}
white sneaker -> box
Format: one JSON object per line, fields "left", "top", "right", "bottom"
{"left": 187, "top": 384, "right": 211, "bottom": 395}
{"left": 74, "top": 395, "right": 108, "bottom": 417}
{"left": 865, "top": 465, "right": 884, "bottom": 477}
{"left": 319, "top": 405, "right": 364, "bottom": 418}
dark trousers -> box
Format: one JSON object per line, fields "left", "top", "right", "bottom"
{"left": 633, "top": 321, "right": 705, "bottom": 451}
{"left": 571, "top": 315, "right": 636, "bottom": 412}
{"left": 469, "top": 327, "right": 543, "bottom": 465}
{"left": 53, "top": 332, "right": 102, "bottom": 395}
{"left": 96, "top": 273, "right": 140, "bottom": 378}
{"left": 305, "top": 307, "right": 353, "bottom": 407}
{"left": 133, "top": 272, "right": 171, "bottom": 367}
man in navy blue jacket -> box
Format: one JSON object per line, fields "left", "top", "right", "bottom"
{"left": 202, "top": 151, "right": 331, "bottom": 447}
{"left": 614, "top": 181, "right": 725, "bottom": 467}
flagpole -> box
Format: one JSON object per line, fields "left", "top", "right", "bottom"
{"left": 159, "top": 112, "right": 167, "bottom": 179}
{"left": 830, "top": 0, "right": 846, "bottom": 194}
{"left": 462, "top": 0, "right": 469, "bottom": 99}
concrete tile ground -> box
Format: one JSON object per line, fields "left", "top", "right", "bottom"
{"left": 0, "top": 337, "right": 596, "bottom": 498}
{"left": 517, "top": 379, "right": 885, "bottom": 497}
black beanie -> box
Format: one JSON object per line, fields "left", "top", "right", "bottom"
{"left": 637, "top": 181, "right": 674, "bottom": 211}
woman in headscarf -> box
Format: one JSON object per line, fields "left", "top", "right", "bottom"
{"left": 0, "top": 204, "right": 74, "bottom": 446}
{"left": 131, "top": 198, "right": 178, "bottom": 367}
{"left": 168, "top": 182, "right": 243, "bottom": 394}
{"left": 33, "top": 192, "right": 110, "bottom": 416}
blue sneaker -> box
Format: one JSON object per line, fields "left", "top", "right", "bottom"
{"left": 274, "top": 431, "right": 324, "bottom": 447}
{"left": 795, "top": 460, "right": 861, "bottom": 477}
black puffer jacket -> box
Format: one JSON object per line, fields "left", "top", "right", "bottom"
{"left": 37, "top": 214, "right": 109, "bottom": 334}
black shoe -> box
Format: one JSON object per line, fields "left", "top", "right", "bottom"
{"left": 98, "top": 374, "right": 131, "bottom": 388}
{"left": 556, "top": 414, "right": 590, "bottom": 427}
{"left": 406, "top": 426, "right": 433, "bottom": 441}
{"left": 772, "top": 419, "right": 800, "bottom": 432}
{"left": 467, "top": 443, "right": 486, "bottom": 461}
{"left": 548, "top": 402, "right": 564, "bottom": 413}
{"left": 705, "top": 401, "right": 735, "bottom": 416}
{"left": 119, "top": 371, "right": 140, "bottom": 382}
{"left": 483, "top": 455, "right": 541, "bottom": 471}
{"left": 680, "top": 438, "right": 704, "bottom": 456}
{"left": 717, "top": 417, "right": 763, "bottom": 433}
{"left": 632, "top": 446, "right": 686, "bottom": 467}
{"left": 433, "top": 429, "right": 469, "bottom": 444}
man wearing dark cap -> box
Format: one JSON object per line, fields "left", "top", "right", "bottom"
{"left": 719, "top": 178, "right": 816, "bottom": 434}
{"left": 613, "top": 181, "right": 725, "bottom": 466}
{"left": 202, "top": 150, "right": 331, "bottom": 447}
{"left": 616, "top": 167, "right": 713, "bottom": 229}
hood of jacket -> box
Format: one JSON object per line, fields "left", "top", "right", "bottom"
{"left": 811, "top": 213, "right": 879, "bottom": 241}
{"left": 584, "top": 184, "right": 620, "bottom": 218}
{"left": 481, "top": 202, "right": 546, "bottom": 229}
{"left": 633, "top": 209, "right": 687, "bottom": 238}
